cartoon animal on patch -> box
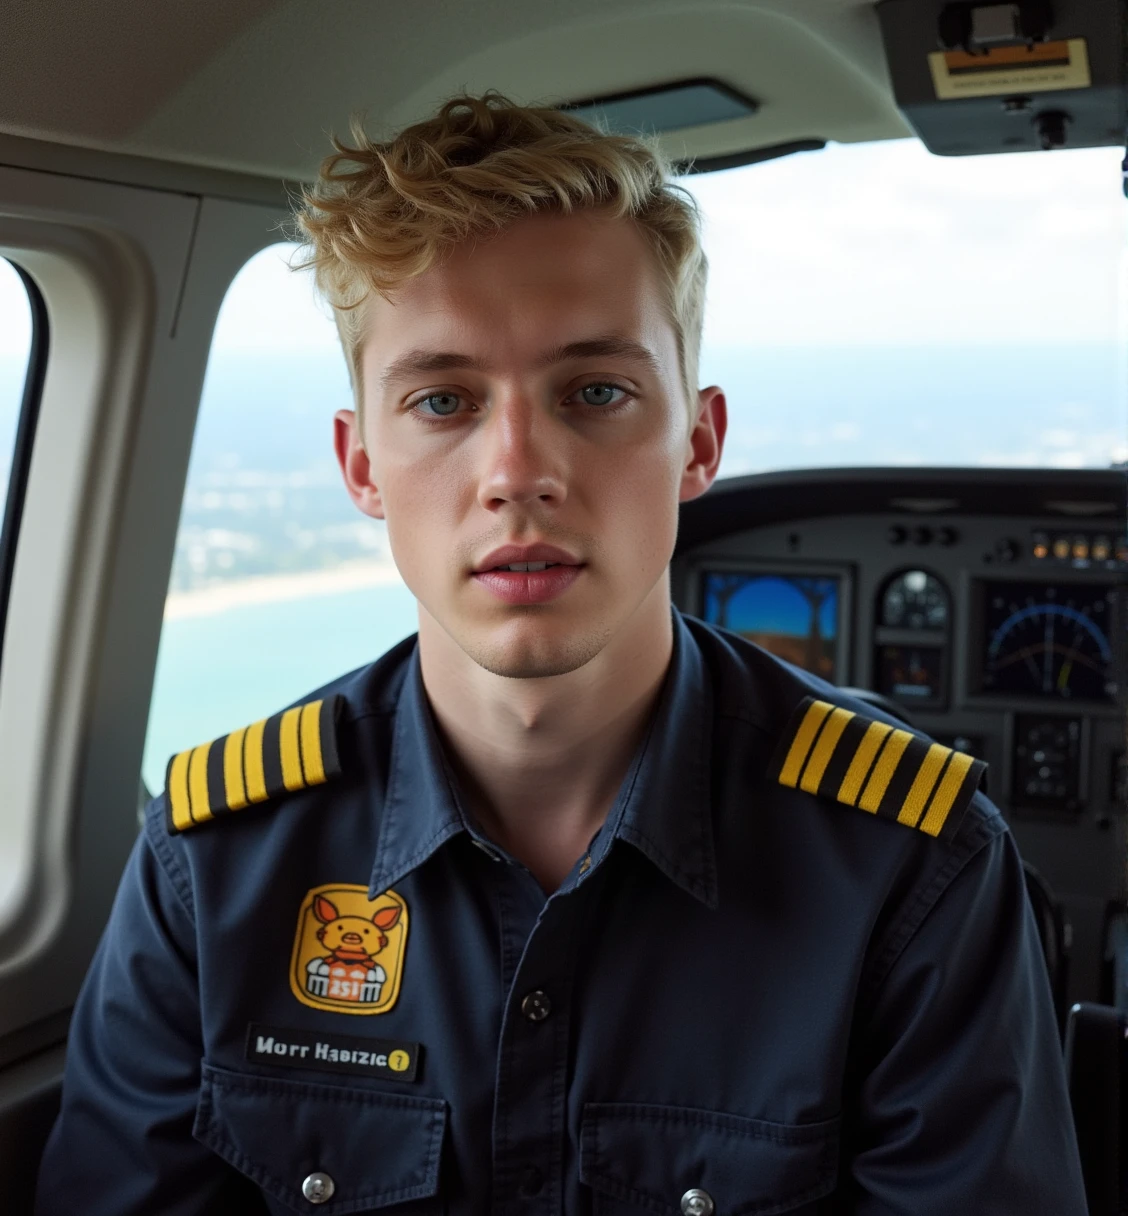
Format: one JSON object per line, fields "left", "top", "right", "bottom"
{"left": 305, "top": 895, "right": 403, "bottom": 1004}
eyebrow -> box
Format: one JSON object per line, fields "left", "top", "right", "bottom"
{"left": 537, "top": 337, "right": 662, "bottom": 378}
{"left": 378, "top": 335, "right": 662, "bottom": 391}
{"left": 379, "top": 350, "right": 487, "bottom": 391}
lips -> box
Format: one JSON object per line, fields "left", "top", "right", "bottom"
{"left": 471, "top": 542, "right": 584, "bottom": 605}
{"left": 473, "top": 543, "right": 581, "bottom": 574}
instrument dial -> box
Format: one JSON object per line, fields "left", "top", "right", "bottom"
{"left": 881, "top": 570, "right": 950, "bottom": 631}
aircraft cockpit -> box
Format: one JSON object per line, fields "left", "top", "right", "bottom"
{"left": 0, "top": 0, "right": 1124, "bottom": 1211}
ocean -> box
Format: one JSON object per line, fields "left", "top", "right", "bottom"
{"left": 142, "top": 579, "right": 420, "bottom": 792}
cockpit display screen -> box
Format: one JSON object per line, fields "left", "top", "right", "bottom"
{"left": 980, "top": 580, "right": 1117, "bottom": 703}
{"left": 700, "top": 570, "right": 839, "bottom": 681}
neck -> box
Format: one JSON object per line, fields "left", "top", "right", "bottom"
{"left": 418, "top": 581, "right": 675, "bottom": 892}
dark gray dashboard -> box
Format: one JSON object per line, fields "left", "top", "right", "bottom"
{"left": 672, "top": 467, "right": 1127, "bottom": 1009}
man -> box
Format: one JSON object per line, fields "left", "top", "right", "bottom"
{"left": 37, "top": 94, "right": 1086, "bottom": 1214}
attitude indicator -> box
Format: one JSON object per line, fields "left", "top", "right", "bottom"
{"left": 981, "top": 581, "right": 1116, "bottom": 702}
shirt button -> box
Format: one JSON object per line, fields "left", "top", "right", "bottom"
{"left": 518, "top": 1165, "right": 545, "bottom": 1197}
{"left": 521, "top": 989, "right": 552, "bottom": 1022}
{"left": 302, "top": 1172, "right": 336, "bottom": 1204}
{"left": 681, "top": 1189, "right": 715, "bottom": 1216}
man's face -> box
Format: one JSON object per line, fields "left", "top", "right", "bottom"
{"left": 339, "top": 210, "right": 724, "bottom": 679}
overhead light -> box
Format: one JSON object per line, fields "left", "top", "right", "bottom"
{"left": 561, "top": 79, "right": 758, "bottom": 135}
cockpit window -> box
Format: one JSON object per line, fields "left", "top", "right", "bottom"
{"left": 0, "top": 257, "right": 41, "bottom": 913}
{"left": 0, "top": 259, "right": 34, "bottom": 529}
{"left": 682, "top": 140, "right": 1127, "bottom": 477}
{"left": 142, "top": 246, "right": 416, "bottom": 794}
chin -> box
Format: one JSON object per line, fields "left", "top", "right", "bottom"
{"left": 461, "top": 615, "right": 613, "bottom": 680}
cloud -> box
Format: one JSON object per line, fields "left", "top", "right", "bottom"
{"left": 687, "top": 140, "right": 1126, "bottom": 348}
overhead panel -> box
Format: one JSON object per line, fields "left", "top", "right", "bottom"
{"left": 382, "top": 5, "right": 910, "bottom": 178}
{"left": 562, "top": 80, "right": 759, "bottom": 136}
{"left": 0, "top": 0, "right": 912, "bottom": 181}
{"left": 878, "top": 0, "right": 1128, "bottom": 155}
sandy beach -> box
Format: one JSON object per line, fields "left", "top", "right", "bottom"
{"left": 164, "top": 560, "right": 407, "bottom": 620}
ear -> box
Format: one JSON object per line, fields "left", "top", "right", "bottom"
{"left": 679, "top": 386, "right": 727, "bottom": 504}
{"left": 313, "top": 895, "right": 339, "bottom": 924}
{"left": 334, "top": 409, "right": 386, "bottom": 520}
{"left": 372, "top": 905, "right": 402, "bottom": 931}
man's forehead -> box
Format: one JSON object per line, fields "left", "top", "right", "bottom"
{"left": 359, "top": 213, "right": 674, "bottom": 382}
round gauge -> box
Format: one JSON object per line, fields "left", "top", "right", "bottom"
{"left": 881, "top": 570, "right": 950, "bottom": 630}
{"left": 983, "top": 582, "right": 1115, "bottom": 701}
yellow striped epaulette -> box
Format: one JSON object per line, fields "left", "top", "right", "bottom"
{"left": 165, "top": 695, "right": 344, "bottom": 834}
{"left": 770, "top": 696, "right": 986, "bottom": 841}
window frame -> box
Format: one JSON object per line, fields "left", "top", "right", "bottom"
{"left": 0, "top": 179, "right": 285, "bottom": 1057}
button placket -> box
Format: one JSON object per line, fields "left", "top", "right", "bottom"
{"left": 492, "top": 893, "right": 584, "bottom": 1214}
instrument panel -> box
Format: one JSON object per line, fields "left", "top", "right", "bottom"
{"left": 672, "top": 468, "right": 1127, "bottom": 1007}
{"left": 690, "top": 561, "right": 1121, "bottom": 716}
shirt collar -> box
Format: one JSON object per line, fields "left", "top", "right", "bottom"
{"left": 368, "top": 612, "right": 719, "bottom": 909}
{"left": 368, "top": 650, "right": 466, "bottom": 897}
{"left": 601, "top": 612, "right": 719, "bottom": 909}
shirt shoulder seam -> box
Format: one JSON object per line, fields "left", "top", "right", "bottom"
{"left": 145, "top": 804, "right": 197, "bottom": 920}
{"left": 865, "top": 812, "right": 1001, "bottom": 997}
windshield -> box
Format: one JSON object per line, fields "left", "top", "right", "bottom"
{"left": 683, "top": 139, "right": 1127, "bottom": 477}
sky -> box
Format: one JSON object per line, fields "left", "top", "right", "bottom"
{"left": 0, "top": 259, "right": 29, "bottom": 357}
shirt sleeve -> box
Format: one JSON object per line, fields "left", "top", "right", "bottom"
{"left": 34, "top": 811, "right": 259, "bottom": 1216}
{"left": 845, "top": 817, "right": 1088, "bottom": 1214}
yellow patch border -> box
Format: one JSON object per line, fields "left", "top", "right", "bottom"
{"left": 289, "top": 883, "right": 409, "bottom": 1016}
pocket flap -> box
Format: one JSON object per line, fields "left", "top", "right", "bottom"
{"left": 580, "top": 1102, "right": 839, "bottom": 1216}
{"left": 194, "top": 1063, "right": 446, "bottom": 1214}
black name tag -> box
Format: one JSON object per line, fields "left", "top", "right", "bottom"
{"left": 245, "top": 1023, "right": 420, "bottom": 1082}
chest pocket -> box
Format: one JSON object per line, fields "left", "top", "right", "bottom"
{"left": 194, "top": 1063, "right": 446, "bottom": 1214}
{"left": 579, "top": 1103, "right": 839, "bottom": 1216}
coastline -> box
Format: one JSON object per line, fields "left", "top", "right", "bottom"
{"left": 164, "top": 559, "right": 408, "bottom": 620}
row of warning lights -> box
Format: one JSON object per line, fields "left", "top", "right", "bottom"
{"left": 1031, "top": 533, "right": 1128, "bottom": 564}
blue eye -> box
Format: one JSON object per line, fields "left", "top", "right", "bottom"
{"left": 416, "top": 392, "right": 462, "bottom": 417}
{"left": 577, "top": 384, "right": 625, "bottom": 408}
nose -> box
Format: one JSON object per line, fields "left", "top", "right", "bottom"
{"left": 341, "top": 932, "right": 363, "bottom": 945}
{"left": 476, "top": 394, "right": 567, "bottom": 512}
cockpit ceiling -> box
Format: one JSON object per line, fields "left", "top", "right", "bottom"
{"left": 0, "top": 0, "right": 910, "bottom": 182}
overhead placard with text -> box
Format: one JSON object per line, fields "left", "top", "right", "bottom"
{"left": 928, "top": 39, "right": 1091, "bottom": 101}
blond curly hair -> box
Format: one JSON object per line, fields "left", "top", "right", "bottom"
{"left": 294, "top": 93, "right": 707, "bottom": 421}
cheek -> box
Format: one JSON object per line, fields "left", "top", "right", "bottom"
{"left": 374, "top": 452, "right": 469, "bottom": 569}
{"left": 592, "top": 440, "right": 682, "bottom": 551}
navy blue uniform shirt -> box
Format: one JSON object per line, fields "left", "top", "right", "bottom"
{"left": 36, "top": 613, "right": 1086, "bottom": 1214}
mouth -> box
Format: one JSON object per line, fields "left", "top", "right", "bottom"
{"left": 473, "top": 543, "right": 581, "bottom": 574}
{"left": 471, "top": 544, "right": 584, "bottom": 605}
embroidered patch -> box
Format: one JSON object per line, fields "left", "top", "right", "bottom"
{"left": 246, "top": 1023, "right": 420, "bottom": 1081}
{"left": 289, "top": 883, "right": 408, "bottom": 1015}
